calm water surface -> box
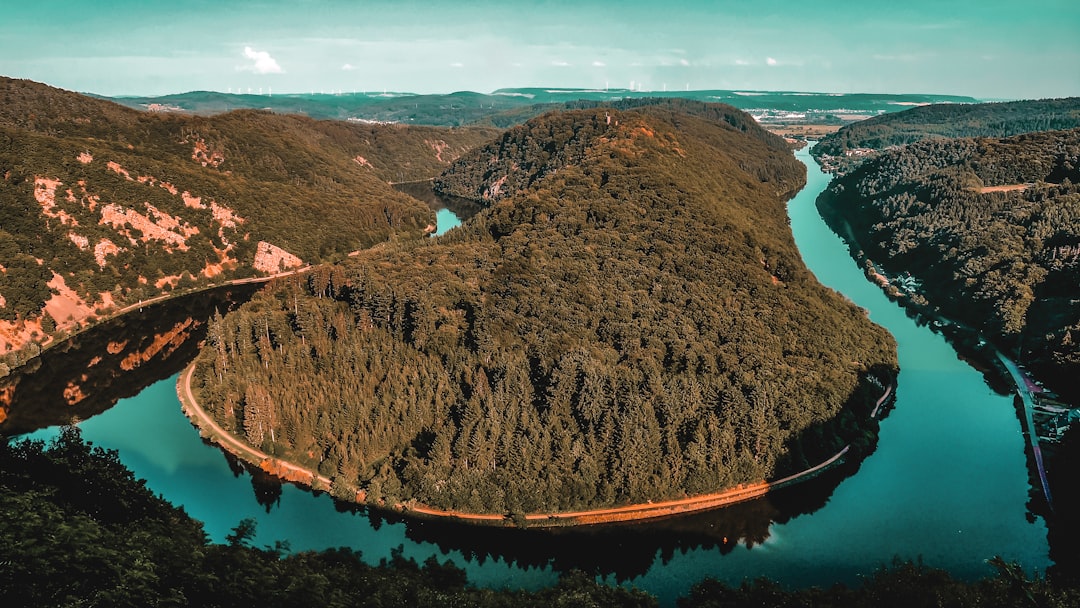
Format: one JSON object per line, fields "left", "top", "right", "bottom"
{"left": 22, "top": 147, "right": 1050, "bottom": 605}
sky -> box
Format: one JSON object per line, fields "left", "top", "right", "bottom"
{"left": 1, "top": 0, "right": 1078, "bottom": 99}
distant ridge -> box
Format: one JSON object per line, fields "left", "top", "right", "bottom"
{"left": 100, "top": 86, "right": 979, "bottom": 127}
{"left": 812, "top": 97, "right": 1080, "bottom": 174}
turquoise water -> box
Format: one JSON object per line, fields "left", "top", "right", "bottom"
{"left": 22, "top": 146, "right": 1050, "bottom": 604}
{"left": 434, "top": 207, "right": 462, "bottom": 235}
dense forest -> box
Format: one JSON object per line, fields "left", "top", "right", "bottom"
{"left": 819, "top": 128, "right": 1080, "bottom": 402}
{"left": 0, "top": 427, "right": 654, "bottom": 607}
{"left": 812, "top": 97, "right": 1080, "bottom": 174}
{"left": 0, "top": 77, "right": 494, "bottom": 361}
{"left": 3, "top": 428, "right": 1078, "bottom": 607}
{"left": 192, "top": 104, "right": 897, "bottom": 515}
{"left": 435, "top": 99, "right": 801, "bottom": 202}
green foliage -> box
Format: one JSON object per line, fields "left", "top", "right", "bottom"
{"left": 820, "top": 128, "right": 1080, "bottom": 402}
{"left": 196, "top": 105, "right": 897, "bottom": 514}
{"left": 0, "top": 429, "right": 655, "bottom": 607}
{"left": 0, "top": 77, "right": 494, "bottom": 348}
{"left": 679, "top": 557, "right": 1080, "bottom": 608}
{"left": 813, "top": 97, "right": 1080, "bottom": 174}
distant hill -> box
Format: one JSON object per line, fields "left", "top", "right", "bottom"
{"left": 0, "top": 77, "right": 493, "bottom": 363}
{"left": 819, "top": 128, "right": 1080, "bottom": 402}
{"left": 192, "top": 103, "right": 897, "bottom": 515}
{"left": 812, "top": 97, "right": 1080, "bottom": 174}
{"left": 101, "top": 86, "right": 977, "bottom": 128}
{"left": 436, "top": 98, "right": 802, "bottom": 202}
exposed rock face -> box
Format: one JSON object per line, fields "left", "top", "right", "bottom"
{"left": 426, "top": 139, "right": 452, "bottom": 163}
{"left": 252, "top": 241, "right": 303, "bottom": 274}
{"left": 93, "top": 239, "right": 122, "bottom": 268}
{"left": 190, "top": 137, "right": 225, "bottom": 168}
{"left": 99, "top": 203, "right": 198, "bottom": 252}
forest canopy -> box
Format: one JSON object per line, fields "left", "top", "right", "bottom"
{"left": 819, "top": 128, "right": 1080, "bottom": 402}
{"left": 0, "top": 77, "right": 493, "bottom": 357}
{"left": 812, "top": 97, "right": 1080, "bottom": 174}
{"left": 192, "top": 103, "right": 897, "bottom": 516}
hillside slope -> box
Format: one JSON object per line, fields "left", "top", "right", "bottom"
{"left": 0, "top": 78, "right": 492, "bottom": 360}
{"left": 819, "top": 128, "right": 1080, "bottom": 402}
{"left": 192, "top": 105, "right": 897, "bottom": 515}
{"left": 812, "top": 97, "right": 1080, "bottom": 174}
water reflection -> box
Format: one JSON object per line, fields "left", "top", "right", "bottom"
{"left": 0, "top": 284, "right": 260, "bottom": 435}
{"left": 226, "top": 445, "right": 864, "bottom": 583}
{"left": 394, "top": 180, "right": 485, "bottom": 229}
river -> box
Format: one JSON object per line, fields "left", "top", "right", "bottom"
{"left": 14, "top": 147, "right": 1050, "bottom": 605}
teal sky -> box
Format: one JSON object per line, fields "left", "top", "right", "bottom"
{"left": 2, "top": 0, "right": 1078, "bottom": 98}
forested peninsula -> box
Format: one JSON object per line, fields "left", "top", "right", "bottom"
{"left": 819, "top": 128, "right": 1080, "bottom": 403}
{"left": 812, "top": 97, "right": 1080, "bottom": 175}
{"left": 0, "top": 78, "right": 494, "bottom": 374}
{"left": 190, "top": 102, "right": 897, "bottom": 517}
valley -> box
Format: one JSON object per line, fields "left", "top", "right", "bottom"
{"left": 0, "top": 78, "right": 1076, "bottom": 604}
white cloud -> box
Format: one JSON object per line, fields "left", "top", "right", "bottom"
{"left": 734, "top": 59, "right": 751, "bottom": 66}
{"left": 341, "top": 63, "right": 355, "bottom": 71}
{"left": 592, "top": 60, "right": 606, "bottom": 67}
{"left": 552, "top": 60, "right": 570, "bottom": 67}
{"left": 766, "top": 57, "right": 777, "bottom": 66}
{"left": 679, "top": 58, "right": 690, "bottom": 66}
{"left": 242, "top": 46, "right": 283, "bottom": 74}
{"left": 450, "top": 61, "right": 464, "bottom": 68}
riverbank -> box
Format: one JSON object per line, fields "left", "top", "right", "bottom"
{"left": 179, "top": 359, "right": 893, "bottom": 528}
{"left": 814, "top": 200, "right": 1071, "bottom": 513}
{"left": 1, "top": 265, "right": 312, "bottom": 376}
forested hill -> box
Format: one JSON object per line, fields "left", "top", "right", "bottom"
{"left": 0, "top": 77, "right": 493, "bottom": 361}
{"left": 193, "top": 104, "right": 897, "bottom": 516}
{"left": 435, "top": 99, "right": 803, "bottom": 204}
{"left": 812, "top": 97, "right": 1080, "bottom": 174}
{"left": 819, "top": 128, "right": 1080, "bottom": 402}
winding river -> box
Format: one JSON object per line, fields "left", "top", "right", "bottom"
{"left": 15, "top": 147, "right": 1050, "bottom": 605}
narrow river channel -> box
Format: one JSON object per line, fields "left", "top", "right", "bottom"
{"left": 18, "top": 147, "right": 1050, "bottom": 605}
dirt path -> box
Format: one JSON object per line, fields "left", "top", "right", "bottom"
{"left": 977, "top": 183, "right": 1032, "bottom": 194}
{"left": 181, "top": 363, "right": 895, "bottom": 528}
{"left": 996, "top": 351, "right": 1053, "bottom": 511}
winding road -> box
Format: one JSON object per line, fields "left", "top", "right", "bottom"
{"left": 996, "top": 351, "right": 1053, "bottom": 511}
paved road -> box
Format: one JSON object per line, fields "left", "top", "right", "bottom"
{"left": 996, "top": 351, "right": 1053, "bottom": 511}
{"left": 111, "top": 265, "right": 312, "bottom": 317}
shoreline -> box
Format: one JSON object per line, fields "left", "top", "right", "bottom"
{"left": 821, "top": 205, "right": 1063, "bottom": 511}
{"left": 179, "top": 360, "right": 893, "bottom": 528}
{"left": 1, "top": 265, "right": 312, "bottom": 376}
